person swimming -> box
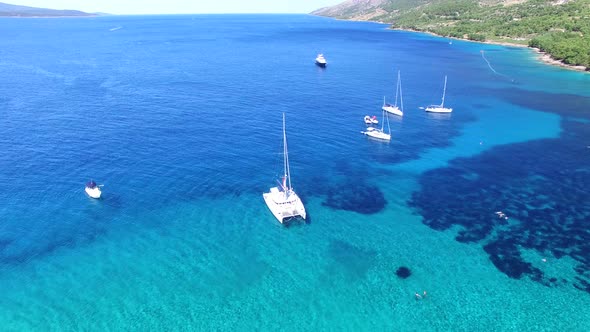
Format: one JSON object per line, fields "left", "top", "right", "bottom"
{"left": 415, "top": 292, "right": 422, "bottom": 300}
{"left": 495, "top": 211, "right": 508, "bottom": 219}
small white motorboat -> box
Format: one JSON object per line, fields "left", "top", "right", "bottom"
{"left": 364, "top": 115, "right": 378, "bottom": 125}
{"left": 315, "top": 53, "right": 327, "bottom": 67}
{"left": 85, "top": 180, "right": 102, "bottom": 199}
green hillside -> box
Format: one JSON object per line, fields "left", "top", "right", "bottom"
{"left": 312, "top": 0, "right": 590, "bottom": 70}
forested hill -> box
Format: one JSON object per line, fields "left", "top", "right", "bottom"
{"left": 312, "top": 0, "right": 590, "bottom": 70}
{"left": 0, "top": 2, "right": 95, "bottom": 17}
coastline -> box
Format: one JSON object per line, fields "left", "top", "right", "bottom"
{"left": 533, "top": 49, "right": 588, "bottom": 72}
{"left": 315, "top": 14, "right": 590, "bottom": 73}
{"left": 0, "top": 15, "right": 97, "bottom": 18}
{"left": 389, "top": 27, "right": 588, "bottom": 73}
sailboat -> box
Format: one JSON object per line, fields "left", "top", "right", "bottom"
{"left": 382, "top": 70, "right": 404, "bottom": 117}
{"left": 263, "top": 113, "right": 306, "bottom": 224}
{"left": 361, "top": 105, "right": 391, "bottom": 141}
{"left": 425, "top": 75, "right": 453, "bottom": 113}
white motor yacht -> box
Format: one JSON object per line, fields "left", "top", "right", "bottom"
{"left": 315, "top": 54, "right": 327, "bottom": 67}
{"left": 85, "top": 180, "right": 102, "bottom": 199}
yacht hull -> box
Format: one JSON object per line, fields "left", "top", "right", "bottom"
{"left": 382, "top": 106, "right": 403, "bottom": 117}
{"left": 361, "top": 130, "right": 391, "bottom": 141}
{"left": 425, "top": 106, "right": 453, "bottom": 113}
{"left": 85, "top": 187, "right": 101, "bottom": 199}
{"left": 263, "top": 187, "right": 306, "bottom": 224}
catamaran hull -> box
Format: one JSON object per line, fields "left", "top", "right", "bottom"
{"left": 263, "top": 190, "right": 306, "bottom": 224}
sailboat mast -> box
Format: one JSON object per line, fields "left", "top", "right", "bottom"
{"left": 441, "top": 75, "right": 447, "bottom": 107}
{"left": 394, "top": 70, "right": 400, "bottom": 107}
{"left": 386, "top": 108, "right": 391, "bottom": 135}
{"left": 283, "top": 113, "right": 292, "bottom": 191}
{"left": 399, "top": 71, "right": 403, "bottom": 112}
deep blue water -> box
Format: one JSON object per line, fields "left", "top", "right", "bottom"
{"left": 0, "top": 14, "right": 589, "bottom": 330}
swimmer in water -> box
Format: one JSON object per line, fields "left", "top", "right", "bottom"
{"left": 415, "top": 292, "right": 422, "bottom": 300}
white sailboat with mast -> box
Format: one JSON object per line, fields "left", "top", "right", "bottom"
{"left": 361, "top": 106, "right": 391, "bottom": 141}
{"left": 263, "top": 113, "right": 306, "bottom": 224}
{"left": 382, "top": 70, "right": 404, "bottom": 117}
{"left": 425, "top": 75, "right": 453, "bottom": 113}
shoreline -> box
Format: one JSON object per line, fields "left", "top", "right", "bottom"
{"left": 389, "top": 27, "right": 588, "bottom": 73}
{"left": 0, "top": 15, "right": 97, "bottom": 18}
{"left": 533, "top": 49, "right": 588, "bottom": 72}
{"left": 317, "top": 13, "right": 589, "bottom": 73}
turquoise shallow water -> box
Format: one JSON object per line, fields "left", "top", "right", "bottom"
{"left": 0, "top": 14, "right": 589, "bottom": 331}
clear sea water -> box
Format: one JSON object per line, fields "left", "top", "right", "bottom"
{"left": 1, "top": 14, "right": 589, "bottom": 331}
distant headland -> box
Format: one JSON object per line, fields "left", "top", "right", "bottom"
{"left": 311, "top": 0, "right": 590, "bottom": 72}
{"left": 0, "top": 2, "right": 96, "bottom": 17}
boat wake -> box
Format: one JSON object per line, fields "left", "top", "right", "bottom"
{"left": 481, "top": 50, "right": 515, "bottom": 83}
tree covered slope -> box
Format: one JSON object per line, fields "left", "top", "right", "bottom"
{"left": 312, "top": 0, "right": 590, "bottom": 69}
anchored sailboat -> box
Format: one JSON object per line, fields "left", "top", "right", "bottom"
{"left": 263, "top": 113, "right": 306, "bottom": 223}
{"left": 425, "top": 75, "right": 453, "bottom": 113}
{"left": 361, "top": 105, "right": 391, "bottom": 141}
{"left": 382, "top": 70, "right": 404, "bottom": 117}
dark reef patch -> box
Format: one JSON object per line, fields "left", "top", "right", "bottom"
{"left": 322, "top": 182, "right": 386, "bottom": 214}
{"left": 327, "top": 239, "right": 377, "bottom": 280}
{"left": 483, "top": 87, "right": 590, "bottom": 120}
{"left": 373, "top": 111, "right": 478, "bottom": 165}
{"left": 409, "top": 118, "right": 590, "bottom": 294}
{"left": 396, "top": 266, "right": 412, "bottom": 279}
{"left": 0, "top": 201, "right": 120, "bottom": 266}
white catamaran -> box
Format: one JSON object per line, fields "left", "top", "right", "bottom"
{"left": 382, "top": 70, "right": 404, "bottom": 117}
{"left": 425, "top": 75, "right": 453, "bottom": 113}
{"left": 263, "top": 113, "right": 306, "bottom": 224}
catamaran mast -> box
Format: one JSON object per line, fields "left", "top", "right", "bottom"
{"left": 283, "top": 113, "right": 292, "bottom": 193}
